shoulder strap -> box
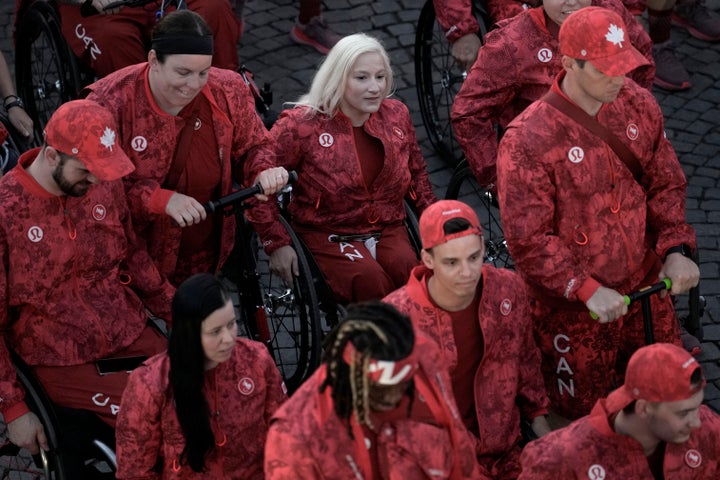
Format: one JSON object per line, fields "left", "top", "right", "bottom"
{"left": 163, "top": 98, "right": 202, "bottom": 190}
{"left": 541, "top": 90, "right": 643, "bottom": 184}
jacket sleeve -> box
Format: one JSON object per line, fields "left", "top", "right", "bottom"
{"left": 0, "top": 227, "right": 29, "bottom": 423}
{"left": 517, "top": 433, "right": 570, "bottom": 480}
{"left": 258, "top": 347, "right": 287, "bottom": 425}
{"left": 434, "top": 0, "right": 481, "bottom": 43}
{"left": 264, "top": 421, "right": 322, "bottom": 479}
{"left": 640, "top": 99, "right": 696, "bottom": 257}
{"left": 451, "top": 29, "right": 519, "bottom": 188}
{"left": 403, "top": 108, "right": 438, "bottom": 213}
{"left": 115, "top": 365, "right": 163, "bottom": 480}
{"left": 115, "top": 182, "right": 175, "bottom": 323}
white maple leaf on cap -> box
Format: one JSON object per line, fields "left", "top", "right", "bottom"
{"left": 100, "top": 127, "right": 116, "bottom": 151}
{"left": 605, "top": 24, "right": 625, "bottom": 48}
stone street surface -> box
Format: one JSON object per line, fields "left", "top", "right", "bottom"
{"left": 2, "top": 0, "right": 719, "bottom": 411}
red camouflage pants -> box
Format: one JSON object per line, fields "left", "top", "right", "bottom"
{"left": 58, "top": 0, "right": 240, "bottom": 78}
{"left": 294, "top": 223, "right": 420, "bottom": 304}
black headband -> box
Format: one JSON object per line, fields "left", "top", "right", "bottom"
{"left": 151, "top": 34, "right": 214, "bottom": 56}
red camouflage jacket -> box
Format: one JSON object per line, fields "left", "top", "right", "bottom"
{"left": 0, "top": 149, "right": 175, "bottom": 422}
{"left": 452, "top": 0, "right": 654, "bottom": 187}
{"left": 84, "top": 64, "right": 274, "bottom": 278}
{"left": 496, "top": 74, "right": 696, "bottom": 305}
{"left": 254, "top": 101, "right": 437, "bottom": 254}
{"left": 384, "top": 265, "right": 548, "bottom": 473}
{"left": 518, "top": 401, "right": 720, "bottom": 479}
{"left": 116, "top": 338, "right": 287, "bottom": 480}
{"left": 264, "top": 334, "right": 489, "bottom": 479}
{"left": 434, "top": 0, "right": 539, "bottom": 42}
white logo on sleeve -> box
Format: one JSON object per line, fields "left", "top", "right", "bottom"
{"left": 587, "top": 464, "right": 606, "bottom": 480}
{"left": 27, "top": 226, "right": 44, "bottom": 243}
{"left": 319, "top": 132, "right": 334, "bottom": 147}
{"left": 131, "top": 136, "right": 147, "bottom": 152}
{"left": 500, "top": 298, "right": 512, "bottom": 316}
{"left": 537, "top": 48, "right": 553, "bottom": 63}
{"left": 568, "top": 147, "right": 584, "bottom": 163}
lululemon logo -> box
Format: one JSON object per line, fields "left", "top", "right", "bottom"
{"left": 587, "top": 464, "right": 606, "bottom": 480}
{"left": 194, "top": 118, "right": 202, "bottom": 130}
{"left": 92, "top": 204, "right": 107, "bottom": 221}
{"left": 27, "top": 226, "right": 44, "bottom": 243}
{"left": 500, "top": 298, "right": 512, "bottom": 316}
{"left": 568, "top": 146, "right": 584, "bottom": 163}
{"left": 319, "top": 133, "right": 334, "bottom": 148}
{"left": 131, "top": 136, "right": 147, "bottom": 152}
{"left": 626, "top": 123, "right": 639, "bottom": 140}
{"left": 392, "top": 126, "right": 404, "bottom": 139}
{"left": 685, "top": 449, "right": 702, "bottom": 468}
{"left": 537, "top": 48, "right": 553, "bottom": 63}
{"left": 238, "top": 377, "right": 255, "bottom": 395}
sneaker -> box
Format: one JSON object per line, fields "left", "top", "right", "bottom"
{"left": 673, "top": 0, "right": 720, "bottom": 42}
{"left": 652, "top": 41, "right": 691, "bottom": 91}
{"left": 290, "top": 16, "right": 341, "bottom": 54}
{"left": 680, "top": 324, "right": 702, "bottom": 356}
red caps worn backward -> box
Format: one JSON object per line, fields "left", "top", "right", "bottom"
{"left": 419, "top": 199, "right": 482, "bottom": 250}
{"left": 43, "top": 100, "right": 134, "bottom": 182}
{"left": 559, "top": 6, "right": 650, "bottom": 76}
{"left": 605, "top": 343, "right": 706, "bottom": 412}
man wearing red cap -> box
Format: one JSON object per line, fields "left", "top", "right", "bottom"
{"left": 384, "top": 199, "right": 550, "bottom": 479}
{"left": 496, "top": 7, "right": 699, "bottom": 421}
{"left": 451, "top": 0, "right": 654, "bottom": 189}
{"left": 518, "top": 343, "right": 720, "bottom": 478}
{"left": 265, "top": 301, "right": 490, "bottom": 479}
{"left": 0, "top": 100, "right": 174, "bottom": 457}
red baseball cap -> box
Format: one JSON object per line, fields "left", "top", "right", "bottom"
{"left": 605, "top": 343, "right": 706, "bottom": 412}
{"left": 44, "top": 100, "right": 135, "bottom": 181}
{"left": 559, "top": 6, "right": 650, "bottom": 76}
{"left": 419, "top": 200, "right": 482, "bottom": 250}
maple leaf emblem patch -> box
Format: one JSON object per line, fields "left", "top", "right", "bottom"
{"left": 605, "top": 24, "right": 625, "bottom": 48}
{"left": 100, "top": 127, "right": 116, "bottom": 151}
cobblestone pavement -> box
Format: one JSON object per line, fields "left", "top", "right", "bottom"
{"left": 2, "top": 0, "right": 719, "bottom": 411}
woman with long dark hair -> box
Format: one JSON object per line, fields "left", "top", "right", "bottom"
{"left": 116, "top": 273, "right": 286, "bottom": 478}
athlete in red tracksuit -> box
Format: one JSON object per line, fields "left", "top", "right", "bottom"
{"left": 84, "top": 63, "right": 276, "bottom": 285}
{"left": 452, "top": 0, "right": 654, "bottom": 188}
{"left": 55, "top": 0, "right": 240, "bottom": 77}
{"left": 518, "top": 343, "right": 720, "bottom": 479}
{"left": 264, "top": 302, "right": 488, "bottom": 480}
{"left": 0, "top": 100, "right": 174, "bottom": 455}
{"left": 496, "top": 8, "right": 698, "bottom": 420}
{"left": 116, "top": 338, "right": 286, "bottom": 479}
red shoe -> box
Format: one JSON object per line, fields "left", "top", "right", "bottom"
{"left": 290, "top": 16, "right": 342, "bottom": 55}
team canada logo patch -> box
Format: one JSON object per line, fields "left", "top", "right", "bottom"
{"left": 27, "top": 226, "right": 44, "bottom": 243}
{"left": 626, "top": 123, "right": 639, "bottom": 140}
{"left": 500, "top": 298, "right": 512, "bottom": 316}
{"left": 319, "top": 132, "right": 334, "bottom": 148}
{"left": 587, "top": 464, "right": 606, "bottom": 480}
{"left": 92, "top": 204, "right": 107, "bottom": 221}
{"left": 568, "top": 146, "right": 584, "bottom": 163}
{"left": 131, "top": 136, "right": 147, "bottom": 152}
{"left": 685, "top": 449, "right": 702, "bottom": 468}
{"left": 392, "top": 126, "right": 404, "bottom": 139}
{"left": 605, "top": 24, "right": 625, "bottom": 48}
{"left": 537, "top": 48, "right": 553, "bottom": 63}
{"left": 238, "top": 377, "right": 255, "bottom": 395}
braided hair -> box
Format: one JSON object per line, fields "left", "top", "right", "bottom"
{"left": 320, "top": 301, "right": 415, "bottom": 436}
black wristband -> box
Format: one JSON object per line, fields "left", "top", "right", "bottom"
{"left": 664, "top": 244, "right": 691, "bottom": 260}
{"left": 3, "top": 98, "right": 24, "bottom": 111}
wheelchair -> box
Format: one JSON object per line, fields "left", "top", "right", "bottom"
{"left": 414, "top": 0, "right": 491, "bottom": 167}
{"left": 0, "top": 352, "right": 117, "bottom": 480}
{"left": 210, "top": 182, "right": 422, "bottom": 394}
{"left": 13, "top": 0, "right": 276, "bottom": 141}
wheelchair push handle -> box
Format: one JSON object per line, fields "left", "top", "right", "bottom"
{"left": 81, "top": 0, "right": 157, "bottom": 17}
{"left": 203, "top": 170, "right": 297, "bottom": 213}
{"left": 589, "top": 278, "right": 672, "bottom": 320}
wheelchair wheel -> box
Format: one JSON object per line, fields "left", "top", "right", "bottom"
{"left": 15, "top": 0, "right": 82, "bottom": 141}
{"left": 445, "top": 159, "right": 513, "bottom": 269}
{"left": 415, "top": 0, "right": 490, "bottom": 167}
{"left": 233, "top": 215, "right": 324, "bottom": 394}
{"left": 0, "top": 353, "right": 68, "bottom": 480}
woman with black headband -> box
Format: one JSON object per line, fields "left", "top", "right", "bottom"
{"left": 84, "top": 9, "right": 288, "bottom": 286}
{"left": 265, "top": 301, "right": 489, "bottom": 479}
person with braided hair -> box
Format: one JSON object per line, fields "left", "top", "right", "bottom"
{"left": 264, "top": 301, "right": 489, "bottom": 479}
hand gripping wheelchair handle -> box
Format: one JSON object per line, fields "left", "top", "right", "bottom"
{"left": 589, "top": 278, "right": 672, "bottom": 320}
{"left": 203, "top": 170, "right": 297, "bottom": 213}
